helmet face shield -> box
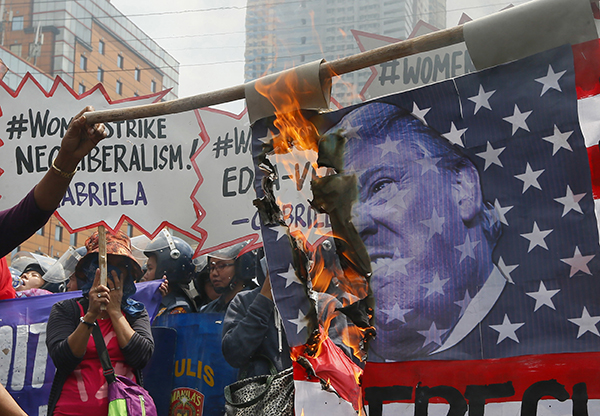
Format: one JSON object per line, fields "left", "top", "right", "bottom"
{"left": 11, "top": 251, "right": 68, "bottom": 293}
{"left": 208, "top": 240, "right": 249, "bottom": 261}
{"left": 130, "top": 234, "right": 152, "bottom": 265}
{"left": 12, "top": 252, "right": 56, "bottom": 275}
{"left": 43, "top": 246, "right": 83, "bottom": 284}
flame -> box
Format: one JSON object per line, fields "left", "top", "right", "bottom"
{"left": 256, "top": 61, "right": 370, "bottom": 411}
{"left": 338, "top": 28, "right": 347, "bottom": 37}
{"left": 341, "top": 324, "right": 367, "bottom": 361}
{"left": 255, "top": 71, "right": 320, "bottom": 155}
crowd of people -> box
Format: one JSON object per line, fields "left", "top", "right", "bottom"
{"left": 5, "top": 225, "right": 284, "bottom": 415}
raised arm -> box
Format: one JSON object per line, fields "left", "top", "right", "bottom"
{"left": 0, "top": 107, "right": 107, "bottom": 259}
{"left": 34, "top": 106, "right": 107, "bottom": 211}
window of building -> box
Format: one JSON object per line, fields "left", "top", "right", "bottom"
{"left": 98, "top": 40, "right": 105, "bottom": 55}
{"left": 151, "top": 80, "right": 156, "bottom": 93}
{"left": 9, "top": 44, "right": 21, "bottom": 56}
{"left": 70, "top": 232, "right": 77, "bottom": 246}
{"left": 78, "top": 83, "right": 85, "bottom": 94}
{"left": 12, "top": 16, "right": 24, "bottom": 31}
{"left": 36, "top": 227, "right": 44, "bottom": 236}
{"left": 135, "top": 68, "right": 140, "bottom": 82}
{"left": 116, "top": 80, "right": 123, "bottom": 95}
{"left": 80, "top": 55, "right": 87, "bottom": 71}
{"left": 300, "top": 36, "right": 306, "bottom": 45}
{"left": 97, "top": 67, "right": 104, "bottom": 82}
{"left": 117, "top": 54, "right": 124, "bottom": 69}
{"left": 55, "top": 225, "right": 63, "bottom": 242}
{"left": 127, "top": 223, "right": 134, "bottom": 237}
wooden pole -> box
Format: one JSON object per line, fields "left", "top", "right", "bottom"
{"left": 98, "top": 225, "right": 107, "bottom": 310}
{"left": 85, "top": 25, "right": 464, "bottom": 124}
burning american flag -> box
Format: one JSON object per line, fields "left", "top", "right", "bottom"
{"left": 251, "top": 42, "right": 600, "bottom": 415}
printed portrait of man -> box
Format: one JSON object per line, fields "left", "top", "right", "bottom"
{"left": 329, "top": 102, "right": 507, "bottom": 361}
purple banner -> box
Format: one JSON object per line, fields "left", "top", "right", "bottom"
{"left": 0, "top": 280, "right": 162, "bottom": 416}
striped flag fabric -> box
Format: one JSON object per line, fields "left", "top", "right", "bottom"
{"left": 253, "top": 41, "right": 600, "bottom": 415}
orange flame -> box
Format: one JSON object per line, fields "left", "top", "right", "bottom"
{"left": 255, "top": 62, "right": 370, "bottom": 397}
{"left": 255, "top": 71, "right": 320, "bottom": 155}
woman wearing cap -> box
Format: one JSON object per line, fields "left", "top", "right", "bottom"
{"left": 46, "top": 230, "right": 154, "bottom": 416}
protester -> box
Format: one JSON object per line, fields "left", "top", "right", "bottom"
{"left": 65, "top": 246, "right": 88, "bottom": 291}
{"left": 0, "top": 106, "right": 107, "bottom": 416}
{"left": 12, "top": 251, "right": 65, "bottom": 296}
{"left": 222, "top": 273, "right": 292, "bottom": 379}
{"left": 141, "top": 229, "right": 197, "bottom": 316}
{"left": 201, "top": 242, "right": 259, "bottom": 314}
{"left": 46, "top": 230, "right": 153, "bottom": 416}
{"left": 193, "top": 258, "right": 220, "bottom": 308}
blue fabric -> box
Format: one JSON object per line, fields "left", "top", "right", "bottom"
{"left": 80, "top": 256, "right": 144, "bottom": 317}
{"left": 153, "top": 313, "right": 238, "bottom": 416}
{"left": 1, "top": 280, "right": 162, "bottom": 416}
{"left": 251, "top": 44, "right": 600, "bottom": 362}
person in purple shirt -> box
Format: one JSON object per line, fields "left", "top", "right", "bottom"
{"left": 0, "top": 106, "right": 107, "bottom": 416}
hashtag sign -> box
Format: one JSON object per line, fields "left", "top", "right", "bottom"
{"left": 379, "top": 60, "right": 401, "bottom": 86}
{"left": 6, "top": 113, "right": 28, "bottom": 139}
{"left": 212, "top": 133, "right": 234, "bottom": 159}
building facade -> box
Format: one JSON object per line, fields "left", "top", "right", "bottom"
{"left": 244, "top": 0, "right": 446, "bottom": 106}
{"left": 0, "top": 0, "right": 180, "bottom": 263}
{"left": 14, "top": 219, "right": 139, "bottom": 264}
{"left": 0, "top": 0, "right": 179, "bottom": 100}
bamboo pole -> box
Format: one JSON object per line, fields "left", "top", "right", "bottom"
{"left": 85, "top": 25, "right": 464, "bottom": 124}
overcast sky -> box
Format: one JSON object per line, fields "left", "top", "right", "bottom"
{"left": 110, "top": 0, "right": 248, "bottom": 113}
{"left": 110, "top": 0, "right": 529, "bottom": 113}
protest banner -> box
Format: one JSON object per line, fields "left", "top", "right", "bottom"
{"left": 3, "top": 3, "right": 599, "bottom": 416}
{"left": 353, "top": 25, "right": 475, "bottom": 101}
{"left": 0, "top": 280, "right": 161, "bottom": 416}
{"left": 252, "top": 42, "right": 600, "bottom": 414}
{"left": 193, "top": 108, "right": 262, "bottom": 255}
{"left": 354, "top": 22, "right": 600, "bottom": 241}
{"left": 0, "top": 76, "right": 259, "bottom": 256}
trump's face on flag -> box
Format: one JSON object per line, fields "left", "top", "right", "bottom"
{"left": 337, "top": 102, "right": 503, "bottom": 361}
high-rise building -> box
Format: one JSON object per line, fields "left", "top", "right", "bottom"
{"left": 0, "top": 0, "right": 178, "bottom": 100}
{"left": 0, "top": 0, "right": 179, "bottom": 263}
{"left": 245, "top": 0, "right": 446, "bottom": 106}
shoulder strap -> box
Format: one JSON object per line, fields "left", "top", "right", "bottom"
{"left": 92, "top": 325, "right": 117, "bottom": 384}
